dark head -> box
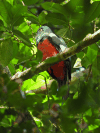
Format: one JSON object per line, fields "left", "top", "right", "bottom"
{"left": 35, "top": 26, "right": 53, "bottom": 45}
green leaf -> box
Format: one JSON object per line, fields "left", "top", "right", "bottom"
{"left": 39, "top": 71, "right": 50, "bottom": 80}
{"left": 90, "top": 43, "right": 99, "bottom": 51}
{"left": 50, "top": 80, "right": 58, "bottom": 94}
{"left": 92, "top": 58, "right": 100, "bottom": 81}
{"left": 38, "top": 11, "right": 47, "bottom": 25}
{"left": 63, "top": 0, "right": 83, "bottom": 18}
{"left": 85, "top": 108, "right": 92, "bottom": 117}
{"left": 11, "top": 5, "right": 27, "bottom": 26}
{"left": 18, "top": 22, "right": 29, "bottom": 33}
{"left": 13, "top": 42, "right": 18, "bottom": 57}
{"left": 56, "top": 28, "right": 67, "bottom": 37}
{"left": 26, "top": 14, "right": 39, "bottom": 24}
{"left": 65, "top": 0, "right": 83, "bottom": 11}
{"left": 81, "top": 55, "right": 91, "bottom": 68}
{"left": 1, "top": 117, "right": 10, "bottom": 127}
{"left": 88, "top": 124, "right": 99, "bottom": 131}
{"left": 36, "top": 49, "right": 43, "bottom": 62}
{"left": 13, "top": 30, "right": 32, "bottom": 47}
{"left": 11, "top": 4, "right": 27, "bottom": 18}
{"left": 41, "top": 2, "right": 67, "bottom": 15}
{"left": 0, "top": 0, "right": 11, "bottom": 26}
{"left": 76, "top": 51, "right": 84, "bottom": 59}
{"left": 0, "top": 20, "right": 4, "bottom": 37}
{"left": 31, "top": 24, "right": 39, "bottom": 33}
{"left": 46, "top": 13, "right": 68, "bottom": 26}
{"left": 73, "top": 91, "right": 78, "bottom": 99}
{"left": 72, "top": 24, "right": 93, "bottom": 42}
{"left": 0, "top": 108, "right": 5, "bottom": 114}
{"left": 8, "top": 63, "right": 15, "bottom": 75}
{"left": 83, "top": 0, "right": 91, "bottom": 14}
{"left": 0, "top": 38, "right": 13, "bottom": 66}
{"left": 11, "top": 58, "right": 18, "bottom": 65}
{"left": 86, "top": 46, "right": 98, "bottom": 63}
{"left": 85, "top": 1, "right": 100, "bottom": 22}
{"left": 22, "top": 75, "right": 46, "bottom": 91}
{"left": 6, "top": 0, "right": 14, "bottom": 6}
{"left": 12, "top": 16, "right": 24, "bottom": 26}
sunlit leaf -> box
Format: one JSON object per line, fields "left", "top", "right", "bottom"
{"left": 6, "top": 0, "right": 14, "bottom": 5}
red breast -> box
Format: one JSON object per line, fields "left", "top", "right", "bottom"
{"left": 37, "top": 39, "right": 66, "bottom": 80}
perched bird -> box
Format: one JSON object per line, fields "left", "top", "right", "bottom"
{"left": 35, "top": 26, "right": 71, "bottom": 89}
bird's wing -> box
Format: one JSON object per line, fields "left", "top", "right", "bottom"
{"left": 48, "top": 33, "right": 67, "bottom": 52}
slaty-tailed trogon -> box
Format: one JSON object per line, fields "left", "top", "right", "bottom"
{"left": 35, "top": 26, "right": 71, "bottom": 88}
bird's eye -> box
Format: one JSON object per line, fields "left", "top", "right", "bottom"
{"left": 39, "top": 28, "right": 43, "bottom": 32}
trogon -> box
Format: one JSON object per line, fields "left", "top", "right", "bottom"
{"left": 35, "top": 26, "right": 71, "bottom": 89}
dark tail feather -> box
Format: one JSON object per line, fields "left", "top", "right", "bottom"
{"left": 62, "top": 58, "right": 71, "bottom": 100}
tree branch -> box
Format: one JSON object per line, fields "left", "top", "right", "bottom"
{"left": 11, "top": 69, "right": 90, "bottom": 95}
{"left": 11, "top": 29, "right": 100, "bottom": 81}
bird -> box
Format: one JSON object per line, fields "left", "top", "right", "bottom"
{"left": 35, "top": 26, "right": 71, "bottom": 90}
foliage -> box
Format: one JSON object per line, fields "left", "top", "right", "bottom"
{"left": 0, "top": 0, "right": 100, "bottom": 132}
